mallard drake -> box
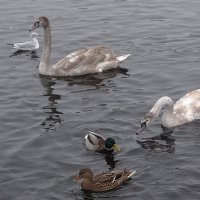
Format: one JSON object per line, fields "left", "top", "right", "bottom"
{"left": 85, "top": 131, "right": 120, "bottom": 153}
{"left": 74, "top": 168, "right": 136, "bottom": 192}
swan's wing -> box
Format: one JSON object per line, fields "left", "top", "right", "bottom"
{"left": 51, "top": 46, "right": 119, "bottom": 76}
{"left": 174, "top": 89, "right": 200, "bottom": 121}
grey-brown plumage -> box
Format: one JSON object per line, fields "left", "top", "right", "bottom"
{"left": 136, "top": 89, "right": 200, "bottom": 134}
{"left": 29, "top": 16, "right": 130, "bottom": 77}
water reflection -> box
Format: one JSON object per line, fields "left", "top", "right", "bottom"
{"left": 61, "top": 67, "right": 128, "bottom": 88}
{"left": 82, "top": 190, "right": 94, "bottom": 200}
{"left": 39, "top": 67, "right": 129, "bottom": 131}
{"left": 9, "top": 50, "right": 39, "bottom": 59}
{"left": 39, "top": 75, "right": 64, "bottom": 131}
{"left": 137, "top": 126, "right": 176, "bottom": 153}
{"left": 104, "top": 154, "right": 119, "bottom": 169}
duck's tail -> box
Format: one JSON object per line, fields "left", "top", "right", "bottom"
{"left": 128, "top": 170, "right": 136, "bottom": 178}
{"left": 117, "top": 54, "right": 131, "bottom": 62}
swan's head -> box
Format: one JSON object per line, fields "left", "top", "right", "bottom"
{"left": 136, "top": 112, "right": 155, "bottom": 135}
{"left": 31, "top": 32, "right": 38, "bottom": 38}
{"left": 29, "top": 16, "right": 49, "bottom": 31}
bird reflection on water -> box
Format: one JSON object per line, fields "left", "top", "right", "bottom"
{"left": 39, "top": 75, "right": 64, "bottom": 131}
{"left": 104, "top": 154, "right": 119, "bottom": 169}
{"left": 9, "top": 49, "right": 39, "bottom": 59}
{"left": 136, "top": 126, "right": 176, "bottom": 153}
{"left": 38, "top": 67, "right": 129, "bottom": 131}
{"left": 64, "top": 67, "right": 128, "bottom": 88}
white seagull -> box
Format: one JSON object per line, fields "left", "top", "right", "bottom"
{"left": 11, "top": 32, "right": 39, "bottom": 51}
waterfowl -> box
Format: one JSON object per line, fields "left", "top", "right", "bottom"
{"left": 85, "top": 131, "right": 120, "bottom": 153}
{"left": 136, "top": 89, "right": 200, "bottom": 134}
{"left": 74, "top": 168, "right": 136, "bottom": 192}
{"left": 29, "top": 16, "right": 131, "bottom": 77}
{"left": 10, "top": 32, "right": 39, "bottom": 51}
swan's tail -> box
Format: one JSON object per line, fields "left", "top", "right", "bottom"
{"left": 117, "top": 54, "right": 131, "bottom": 62}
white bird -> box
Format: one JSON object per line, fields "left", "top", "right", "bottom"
{"left": 136, "top": 89, "right": 200, "bottom": 134}
{"left": 11, "top": 32, "right": 39, "bottom": 51}
{"left": 29, "top": 16, "right": 131, "bottom": 77}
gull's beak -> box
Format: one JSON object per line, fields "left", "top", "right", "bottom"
{"left": 136, "top": 121, "right": 146, "bottom": 135}
{"left": 29, "top": 20, "right": 40, "bottom": 32}
{"left": 112, "top": 144, "right": 121, "bottom": 152}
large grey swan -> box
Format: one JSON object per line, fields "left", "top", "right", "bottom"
{"left": 136, "top": 89, "right": 200, "bottom": 134}
{"left": 11, "top": 32, "right": 39, "bottom": 51}
{"left": 29, "top": 16, "right": 131, "bottom": 76}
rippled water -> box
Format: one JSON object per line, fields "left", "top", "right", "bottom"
{"left": 0, "top": 0, "right": 200, "bottom": 199}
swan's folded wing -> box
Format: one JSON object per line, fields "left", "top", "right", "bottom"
{"left": 174, "top": 89, "right": 200, "bottom": 121}
{"left": 52, "top": 46, "right": 118, "bottom": 76}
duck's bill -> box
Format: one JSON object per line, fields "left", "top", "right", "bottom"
{"left": 112, "top": 144, "right": 121, "bottom": 152}
{"left": 73, "top": 175, "right": 81, "bottom": 182}
{"left": 136, "top": 122, "right": 146, "bottom": 135}
{"left": 29, "top": 21, "right": 40, "bottom": 32}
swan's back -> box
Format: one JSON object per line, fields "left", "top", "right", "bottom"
{"left": 50, "top": 46, "right": 119, "bottom": 76}
{"left": 174, "top": 89, "right": 200, "bottom": 123}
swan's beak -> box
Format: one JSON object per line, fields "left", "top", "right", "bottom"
{"left": 112, "top": 144, "right": 121, "bottom": 152}
{"left": 136, "top": 121, "right": 146, "bottom": 135}
{"left": 29, "top": 20, "right": 40, "bottom": 32}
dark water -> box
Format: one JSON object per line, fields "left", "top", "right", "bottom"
{"left": 0, "top": 0, "right": 200, "bottom": 199}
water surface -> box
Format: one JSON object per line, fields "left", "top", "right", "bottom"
{"left": 0, "top": 0, "right": 200, "bottom": 199}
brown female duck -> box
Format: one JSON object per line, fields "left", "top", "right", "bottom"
{"left": 74, "top": 168, "right": 136, "bottom": 192}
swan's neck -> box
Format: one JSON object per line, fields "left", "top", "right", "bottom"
{"left": 39, "top": 26, "right": 51, "bottom": 75}
{"left": 150, "top": 96, "right": 174, "bottom": 123}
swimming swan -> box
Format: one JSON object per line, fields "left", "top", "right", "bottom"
{"left": 10, "top": 32, "right": 39, "bottom": 51}
{"left": 136, "top": 89, "right": 200, "bottom": 134}
{"left": 29, "top": 16, "right": 131, "bottom": 77}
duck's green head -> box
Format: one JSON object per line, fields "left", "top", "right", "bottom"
{"left": 105, "top": 138, "right": 120, "bottom": 152}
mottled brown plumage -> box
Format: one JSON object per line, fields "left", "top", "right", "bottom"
{"left": 74, "top": 168, "right": 136, "bottom": 192}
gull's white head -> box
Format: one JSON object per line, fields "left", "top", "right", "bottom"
{"left": 31, "top": 32, "right": 38, "bottom": 38}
